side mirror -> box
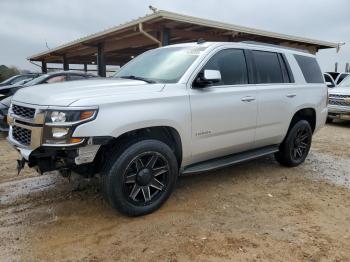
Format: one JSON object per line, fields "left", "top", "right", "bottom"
{"left": 194, "top": 69, "right": 221, "bottom": 88}
{"left": 326, "top": 81, "right": 335, "bottom": 88}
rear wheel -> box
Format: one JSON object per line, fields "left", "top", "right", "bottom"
{"left": 102, "top": 139, "right": 178, "bottom": 216}
{"left": 275, "top": 120, "right": 312, "bottom": 167}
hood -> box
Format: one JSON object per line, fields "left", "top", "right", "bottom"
{"left": 329, "top": 87, "right": 350, "bottom": 96}
{"left": 12, "top": 79, "right": 165, "bottom": 106}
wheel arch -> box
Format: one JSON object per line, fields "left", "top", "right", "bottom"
{"left": 288, "top": 107, "right": 316, "bottom": 134}
{"left": 94, "top": 125, "right": 183, "bottom": 173}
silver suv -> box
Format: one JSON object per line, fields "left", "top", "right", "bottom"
{"left": 7, "top": 42, "right": 328, "bottom": 216}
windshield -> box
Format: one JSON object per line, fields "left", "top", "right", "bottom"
{"left": 1, "top": 75, "right": 19, "bottom": 85}
{"left": 114, "top": 46, "right": 205, "bottom": 83}
{"left": 23, "top": 74, "right": 49, "bottom": 86}
{"left": 338, "top": 75, "right": 350, "bottom": 87}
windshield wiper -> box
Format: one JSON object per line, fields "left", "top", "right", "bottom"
{"left": 120, "top": 75, "right": 156, "bottom": 84}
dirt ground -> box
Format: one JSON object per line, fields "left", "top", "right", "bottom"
{"left": 1, "top": 122, "right": 350, "bottom": 262}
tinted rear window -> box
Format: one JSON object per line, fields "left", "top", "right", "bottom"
{"left": 294, "top": 55, "right": 323, "bottom": 83}
{"left": 252, "top": 51, "right": 284, "bottom": 84}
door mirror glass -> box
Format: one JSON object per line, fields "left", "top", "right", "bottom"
{"left": 204, "top": 69, "right": 221, "bottom": 82}
{"left": 194, "top": 69, "right": 221, "bottom": 88}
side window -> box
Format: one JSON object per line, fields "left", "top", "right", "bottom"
{"left": 202, "top": 49, "right": 248, "bottom": 86}
{"left": 45, "top": 75, "right": 67, "bottom": 84}
{"left": 294, "top": 55, "right": 323, "bottom": 83}
{"left": 252, "top": 51, "right": 284, "bottom": 84}
{"left": 70, "top": 75, "right": 87, "bottom": 81}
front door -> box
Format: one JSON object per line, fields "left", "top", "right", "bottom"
{"left": 189, "top": 48, "right": 258, "bottom": 163}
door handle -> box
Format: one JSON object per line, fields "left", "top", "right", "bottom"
{"left": 241, "top": 96, "right": 256, "bottom": 102}
{"left": 286, "top": 94, "right": 296, "bottom": 98}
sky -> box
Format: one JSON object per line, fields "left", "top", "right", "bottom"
{"left": 0, "top": 0, "right": 349, "bottom": 72}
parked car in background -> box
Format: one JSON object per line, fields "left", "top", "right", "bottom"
{"left": 7, "top": 42, "right": 327, "bottom": 216}
{"left": 0, "top": 73, "right": 41, "bottom": 87}
{"left": 0, "top": 96, "right": 10, "bottom": 131}
{"left": 326, "top": 72, "right": 350, "bottom": 86}
{"left": 324, "top": 73, "right": 336, "bottom": 88}
{"left": 0, "top": 71, "right": 96, "bottom": 131}
{"left": 328, "top": 75, "right": 350, "bottom": 122}
{"left": 0, "top": 71, "right": 95, "bottom": 100}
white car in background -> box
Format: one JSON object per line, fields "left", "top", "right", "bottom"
{"left": 325, "top": 72, "right": 350, "bottom": 87}
{"left": 328, "top": 75, "right": 350, "bottom": 121}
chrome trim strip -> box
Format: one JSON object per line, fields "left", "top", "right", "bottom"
{"left": 42, "top": 139, "right": 85, "bottom": 147}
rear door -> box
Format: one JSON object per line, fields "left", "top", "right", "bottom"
{"left": 252, "top": 50, "right": 296, "bottom": 148}
{"left": 189, "top": 48, "right": 258, "bottom": 163}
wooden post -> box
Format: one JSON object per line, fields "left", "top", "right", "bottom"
{"left": 42, "top": 61, "right": 47, "bottom": 73}
{"left": 345, "top": 63, "right": 349, "bottom": 73}
{"left": 84, "top": 63, "right": 88, "bottom": 72}
{"left": 335, "top": 62, "right": 338, "bottom": 72}
{"left": 63, "top": 55, "right": 69, "bottom": 71}
{"left": 161, "top": 28, "right": 170, "bottom": 46}
{"left": 97, "top": 43, "right": 106, "bottom": 77}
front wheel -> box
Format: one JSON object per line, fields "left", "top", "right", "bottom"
{"left": 275, "top": 120, "right": 312, "bottom": 167}
{"left": 326, "top": 117, "right": 333, "bottom": 123}
{"left": 102, "top": 139, "right": 178, "bottom": 216}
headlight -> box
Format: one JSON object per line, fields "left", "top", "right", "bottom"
{"left": 43, "top": 108, "right": 97, "bottom": 145}
{"left": 46, "top": 109, "right": 96, "bottom": 124}
{"left": 51, "top": 111, "right": 67, "bottom": 123}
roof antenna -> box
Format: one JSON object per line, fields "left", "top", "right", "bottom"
{"left": 149, "top": 5, "right": 158, "bottom": 13}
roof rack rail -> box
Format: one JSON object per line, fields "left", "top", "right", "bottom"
{"left": 240, "top": 41, "right": 310, "bottom": 53}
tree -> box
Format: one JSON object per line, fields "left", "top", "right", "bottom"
{"left": 0, "top": 65, "right": 20, "bottom": 82}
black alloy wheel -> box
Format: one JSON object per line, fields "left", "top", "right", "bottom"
{"left": 123, "top": 152, "right": 169, "bottom": 205}
{"left": 275, "top": 120, "right": 312, "bottom": 167}
{"left": 291, "top": 126, "right": 311, "bottom": 162}
{"left": 102, "top": 139, "right": 178, "bottom": 216}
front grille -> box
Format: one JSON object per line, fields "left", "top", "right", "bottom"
{"left": 12, "top": 126, "right": 32, "bottom": 146}
{"left": 329, "top": 94, "right": 350, "bottom": 99}
{"left": 12, "top": 104, "right": 36, "bottom": 119}
{"left": 329, "top": 94, "right": 350, "bottom": 107}
{"left": 329, "top": 100, "right": 350, "bottom": 106}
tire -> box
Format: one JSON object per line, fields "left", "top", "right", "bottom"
{"left": 326, "top": 117, "right": 333, "bottom": 123}
{"left": 275, "top": 120, "right": 312, "bottom": 167}
{"left": 101, "top": 139, "right": 178, "bottom": 216}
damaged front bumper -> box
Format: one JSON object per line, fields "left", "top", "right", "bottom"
{"left": 6, "top": 101, "right": 109, "bottom": 175}
{"left": 8, "top": 134, "right": 103, "bottom": 174}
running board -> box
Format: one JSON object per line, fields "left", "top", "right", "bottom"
{"left": 182, "top": 145, "right": 279, "bottom": 175}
